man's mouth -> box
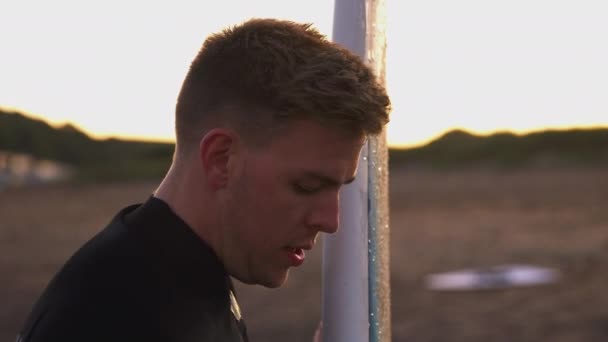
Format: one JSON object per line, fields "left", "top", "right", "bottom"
{"left": 284, "top": 247, "right": 306, "bottom": 266}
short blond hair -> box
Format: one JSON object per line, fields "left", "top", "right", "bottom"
{"left": 175, "top": 18, "right": 390, "bottom": 151}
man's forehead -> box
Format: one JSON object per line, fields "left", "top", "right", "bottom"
{"left": 275, "top": 119, "right": 366, "bottom": 141}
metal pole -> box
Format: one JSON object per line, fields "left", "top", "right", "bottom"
{"left": 322, "top": 1, "right": 369, "bottom": 341}
{"left": 322, "top": 0, "right": 390, "bottom": 341}
{"left": 364, "top": 1, "right": 391, "bottom": 340}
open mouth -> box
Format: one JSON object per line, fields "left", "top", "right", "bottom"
{"left": 291, "top": 247, "right": 304, "bottom": 257}
{"left": 284, "top": 247, "right": 305, "bottom": 266}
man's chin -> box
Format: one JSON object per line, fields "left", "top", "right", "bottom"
{"left": 232, "top": 268, "right": 289, "bottom": 288}
{"left": 259, "top": 270, "right": 289, "bottom": 288}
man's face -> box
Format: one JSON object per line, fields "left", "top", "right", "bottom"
{"left": 220, "top": 120, "right": 365, "bottom": 288}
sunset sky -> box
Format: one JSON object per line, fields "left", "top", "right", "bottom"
{"left": 2, "top": 0, "right": 607, "bottom": 147}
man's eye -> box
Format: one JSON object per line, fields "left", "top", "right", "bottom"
{"left": 294, "top": 183, "right": 321, "bottom": 194}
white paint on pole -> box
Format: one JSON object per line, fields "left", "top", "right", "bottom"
{"left": 322, "top": 1, "right": 370, "bottom": 342}
{"left": 322, "top": 147, "right": 369, "bottom": 342}
{"left": 323, "top": 0, "right": 391, "bottom": 341}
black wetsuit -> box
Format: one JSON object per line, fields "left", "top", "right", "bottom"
{"left": 17, "top": 197, "right": 249, "bottom": 342}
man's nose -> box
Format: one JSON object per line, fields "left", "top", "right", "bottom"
{"left": 308, "top": 192, "right": 340, "bottom": 234}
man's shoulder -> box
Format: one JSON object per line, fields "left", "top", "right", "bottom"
{"left": 52, "top": 203, "right": 150, "bottom": 286}
{"left": 18, "top": 201, "right": 245, "bottom": 342}
{"left": 17, "top": 205, "right": 160, "bottom": 341}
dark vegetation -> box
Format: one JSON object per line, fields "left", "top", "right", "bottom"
{"left": 0, "top": 110, "right": 173, "bottom": 181}
{"left": 1, "top": 109, "right": 607, "bottom": 181}
{"left": 389, "top": 128, "right": 608, "bottom": 169}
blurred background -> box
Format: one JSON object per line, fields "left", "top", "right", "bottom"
{"left": 1, "top": 0, "right": 608, "bottom": 341}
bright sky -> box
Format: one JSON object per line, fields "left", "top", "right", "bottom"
{"left": 1, "top": 0, "right": 607, "bottom": 147}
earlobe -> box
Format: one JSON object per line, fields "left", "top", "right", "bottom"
{"left": 199, "top": 129, "right": 237, "bottom": 190}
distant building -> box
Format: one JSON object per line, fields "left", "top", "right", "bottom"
{"left": 0, "top": 151, "right": 73, "bottom": 189}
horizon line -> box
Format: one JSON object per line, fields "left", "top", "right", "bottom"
{"left": 2, "top": 105, "right": 607, "bottom": 149}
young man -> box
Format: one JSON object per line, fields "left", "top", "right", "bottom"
{"left": 18, "top": 18, "right": 390, "bottom": 341}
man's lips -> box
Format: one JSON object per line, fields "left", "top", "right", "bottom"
{"left": 284, "top": 244, "right": 313, "bottom": 267}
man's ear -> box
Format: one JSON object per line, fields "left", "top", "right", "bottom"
{"left": 199, "top": 128, "right": 239, "bottom": 190}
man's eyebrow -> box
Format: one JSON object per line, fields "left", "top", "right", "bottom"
{"left": 302, "top": 172, "right": 356, "bottom": 186}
